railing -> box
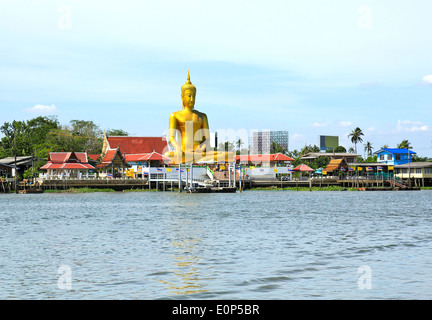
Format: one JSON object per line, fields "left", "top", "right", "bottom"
{"left": 39, "top": 173, "right": 98, "bottom": 180}
{"left": 206, "top": 166, "right": 214, "bottom": 180}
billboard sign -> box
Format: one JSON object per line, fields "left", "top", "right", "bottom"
{"left": 320, "top": 135, "right": 339, "bottom": 151}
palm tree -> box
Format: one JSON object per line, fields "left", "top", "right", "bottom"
{"left": 236, "top": 138, "right": 243, "bottom": 150}
{"left": 397, "top": 139, "right": 412, "bottom": 149}
{"left": 397, "top": 140, "right": 413, "bottom": 185}
{"left": 364, "top": 141, "right": 374, "bottom": 158}
{"left": 348, "top": 127, "right": 364, "bottom": 154}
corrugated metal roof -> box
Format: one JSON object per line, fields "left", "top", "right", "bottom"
{"left": 394, "top": 162, "right": 432, "bottom": 168}
{"left": 374, "top": 148, "right": 416, "bottom": 154}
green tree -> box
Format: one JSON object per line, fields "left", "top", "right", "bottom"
{"left": 45, "top": 120, "right": 103, "bottom": 154}
{"left": 348, "top": 127, "right": 364, "bottom": 154}
{"left": 397, "top": 139, "right": 412, "bottom": 149}
{"left": 287, "top": 149, "right": 299, "bottom": 159}
{"left": 412, "top": 155, "right": 430, "bottom": 162}
{"left": 300, "top": 144, "right": 319, "bottom": 156}
{"left": 326, "top": 146, "right": 346, "bottom": 153}
{"left": 312, "top": 156, "right": 330, "bottom": 170}
{"left": 0, "top": 116, "right": 60, "bottom": 158}
{"left": 364, "top": 141, "right": 374, "bottom": 158}
{"left": 106, "top": 129, "right": 129, "bottom": 136}
{"left": 218, "top": 141, "right": 235, "bottom": 153}
{"left": 270, "top": 141, "right": 287, "bottom": 154}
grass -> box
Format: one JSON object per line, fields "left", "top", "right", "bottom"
{"left": 41, "top": 186, "right": 432, "bottom": 193}
{"left": 44, "top": 187, "right": 116, "bottom": 193}
{"left": 44, "top": 187, "right": 172, "bottom": 193}
{"left": 247, "top": 186, "right": 358, "bottom": 191}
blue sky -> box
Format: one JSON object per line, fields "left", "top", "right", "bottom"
{"left": 1, "top": 0, "right": 432, "bottom": 157}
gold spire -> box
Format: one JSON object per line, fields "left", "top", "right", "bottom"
{"left": 181, "top": 70, "right": 196, "bottom": 95}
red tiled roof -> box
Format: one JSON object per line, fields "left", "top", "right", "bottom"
{"left": 97, "top": 148, "right": 130, "bottom": 169}
{"left": 48, "top": 152, "right": 89, "bottom": 164}
{"left": 107, "top": 136, "right": 168, "bottom": 154}
{"left": 293, "top": 164, "right": 314, "bottom": 172}
{"left": 87, "top": 154, "right": 100, "bottom": 161}
{"left": 40, "top": 152, "right": 95, "bottom": 170}
{"left": 139, "top": 151, "right": 170, "bottom": 161}
{"left": 124, "top": 152, "right": 169, "bottom": 162}
{"left": 124, "top": 154, "right": 145, "bottom": 162}
{"left": 101, "top": 149, "right": 119, "bottom": 163}
{"left": 236, "top": 153, "right": 294, "bottom": 163}
{"left": 65, "top": 163, "right": 94, "bottom": 169}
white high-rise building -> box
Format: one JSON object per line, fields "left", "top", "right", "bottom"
{"left": 251, "top": 130, "right": 289, "bottom": 154}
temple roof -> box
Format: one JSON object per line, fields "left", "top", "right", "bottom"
{"left": 106, "top": 136, "right": 168, "bottom": 155}
{"left": 236, "top": 153, "right": 294, "bottom": 163}
{"left": 40, "top": 152, "right": 95, "bottom": 170}
{"left": 96, "top": 148, "right": 130, "bottom": 168}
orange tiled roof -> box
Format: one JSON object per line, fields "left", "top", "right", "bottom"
{"left": 324, "top": 159, "right": 344, "bottom": 172}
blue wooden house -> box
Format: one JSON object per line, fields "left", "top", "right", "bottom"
{"left": 373, "top": 148, "right": 416, "bottom": 165}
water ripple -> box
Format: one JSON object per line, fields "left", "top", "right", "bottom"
{"left": 1, "top": 190, "right": 432, "bottom": 299}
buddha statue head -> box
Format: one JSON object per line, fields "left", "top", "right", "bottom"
{"left": 181, "top": 70, "right": 196, "bottom": 109}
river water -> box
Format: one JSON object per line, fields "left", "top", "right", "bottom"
{"left": 0, "top": 190, "right": 431, "bottom": 299}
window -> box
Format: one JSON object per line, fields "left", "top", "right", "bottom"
{"left": 425, "top": 168, "right": 432, "bottom": 174}
{"left": 402, "top": 168, "right": 407, "bottom": 173}
{"left": 416, "top": 168, "right": 421, "bottom": 174}
{"left": 388, "top": 155, "right": 393, "bottom": 160}
{"left": 395, "top": 154, "right": 400, "bottom": 161}
{"left": 380, "top": 155, "right": 384, "bottom": 160}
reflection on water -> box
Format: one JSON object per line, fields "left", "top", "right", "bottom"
{"left": 165, "top": 238, "right": 209, "bottom": 295}
{"left": 155, "top": 195, "right": 210, "bottom": 296}
{"left": 1, "top": 191, "right": 432, "bottom": 299}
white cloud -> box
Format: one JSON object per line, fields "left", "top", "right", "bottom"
{"left": 397, "top": 120, "right": 429, "bottom": 132}
{"left": 422, "top": 75, "right": 432, "bottom": 85}
{"left": 312, "top": 122, "right": 327, "bottom": 128}
{"left": 290, "top": 133, "right": 305, "bottom": 140}
{"left": 338, "top": 121, "right": 353, "bottom": 127}
{"left": 26, "top": 104, "right": 57, "bottom": 113}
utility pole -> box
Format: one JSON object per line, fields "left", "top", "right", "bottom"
{"left": 407, "top": 148, "right": 411, "bottom": 188}
{"left": 14, "top": 124, "right": 17, "bottom": 193}
{"left": 178, "top": 163, "right": 182, "bottom": 193}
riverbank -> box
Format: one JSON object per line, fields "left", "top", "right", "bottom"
{"left": 43, "top": 187, "right": 163, "bottom": 193}
{"left": 247, "top": 186, "right": 357, "bottom": 191}
{"left": 37, "top": 186, "right": 430, "bottom": 193}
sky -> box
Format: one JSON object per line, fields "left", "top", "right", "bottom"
{"left": 1, "top": 0, "right": 431, "bottom": 157}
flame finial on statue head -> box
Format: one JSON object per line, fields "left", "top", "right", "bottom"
{"left": 181, "top": 70, "right": 196, "bottom": 96}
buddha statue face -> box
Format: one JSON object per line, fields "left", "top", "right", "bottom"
{"left": 181, "top": 89, "right": 195, "bottom": 110}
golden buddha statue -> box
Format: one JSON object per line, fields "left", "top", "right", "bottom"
{"left": 165, "top": 71, "right": 233, "bottom": 164}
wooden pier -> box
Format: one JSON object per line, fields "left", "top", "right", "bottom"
{"left": 1, "top": 176, "right": 422, "bottom": 193}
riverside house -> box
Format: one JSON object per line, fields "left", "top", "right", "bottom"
{"left": 40, "top": 151, "right": 95, "bottom": 179}
{"left": 374, "top": 148, "right": 416, "bottom": 166}
{"left": 394, "top": 162, "right": 432, "bottom": 187}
